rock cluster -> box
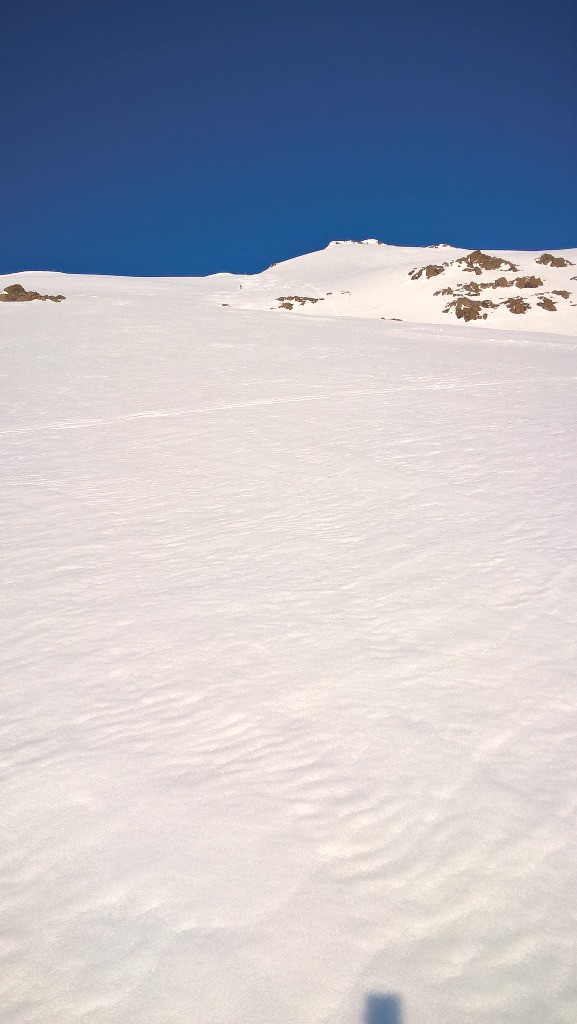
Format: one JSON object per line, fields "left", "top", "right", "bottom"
{"left": 536, "top": 253, "right": 574, "bottom": 268}
{"left": 409, "top": 250, "right": 574, "bottom": 322}
{"left": 0, "top": 283, "right": 65, "bottom": 303}
{"left": 409, "top": 265, "right": 445, "bottom": 281}
{"left": 276, "top": 295, "right": 324, "bottom": 310}
{"left": 455, "top": 250, "right": 519, "bottom": 275}
{"left": 444, "top": 297, "right": 498, "bottom": 322}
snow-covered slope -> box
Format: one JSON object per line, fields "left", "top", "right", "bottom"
{"left": 2, "top": 239, "right": 577, "bottom": 334}
{"left": 230, "top": 240, "right": 577, "bottom": 333}
{"left": 147, "top": 239, "right": 573, "bottom": 334}
{"left": 1, "top": 270, "right": 577, "bottom": 1024}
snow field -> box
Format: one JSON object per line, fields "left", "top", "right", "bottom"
{"left": 1, "top": 274, "right": 577, "bottom": 1023}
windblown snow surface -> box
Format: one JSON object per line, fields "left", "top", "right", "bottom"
{"left": 1, "top": 252, "right": 577, "bottom": 1024}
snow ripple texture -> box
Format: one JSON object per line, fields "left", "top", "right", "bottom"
{"left": 1, "top": 277, "right": 577, "bottom": 1024}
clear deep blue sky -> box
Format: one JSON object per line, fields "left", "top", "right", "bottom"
{"left": 2, "top": 0, "right": 576, "bottom": 276}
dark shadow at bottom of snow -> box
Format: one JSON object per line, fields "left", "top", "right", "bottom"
{"left": 365, "top": 993, "right": 402, "bottom": 1024}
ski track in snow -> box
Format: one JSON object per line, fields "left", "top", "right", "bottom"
{"left": 1, "top": 284, "right": 577, "bottom": 1024}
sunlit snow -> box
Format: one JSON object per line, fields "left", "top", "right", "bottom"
{"left": 1, "top": 252, "right": 576, "bottom": 1024}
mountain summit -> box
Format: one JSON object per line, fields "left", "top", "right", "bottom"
{"left": 226, "top": 240, "right": 576, "bottom": 334}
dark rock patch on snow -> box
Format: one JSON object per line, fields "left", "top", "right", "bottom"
{"left": 0, "top": 283, "right": 65, "bottom": 303}
{"left": 536, "top": 253, "right": 574, "bottom": 268}
{"left": 276, "top": 295, "right": 325, "bottom": 307}
{"left": 443, "top": 297, "right": 498, "bottom": 321}
{"left": 455, "top": 250, "right": 519, "bottom": 275}
{"left": 514, "top": 276, "right": 543, "bottom": 289}
{"left": 503, "top": 296, "right": 530, "bottom": 315}
{"left": 409, "top": 264, "right": 446, "bottom": 280}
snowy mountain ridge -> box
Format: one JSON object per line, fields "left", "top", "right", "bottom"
{"left": 232, "top": 240, "right": 577, "bottom": 334}
{"left": 3, "top": 239, "right": 575, "bottom": 335}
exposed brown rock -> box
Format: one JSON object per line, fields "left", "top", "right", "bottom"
{"left": 537, "top": 297, "right": 557, "bottom": 311}
{"left": 0, "top": 284, "right": 40, "bottom": 301}
{"left": 536, "top": 253, "right": 574, "bottom": 268}
{"left": 279, "top": 302, "right": 294, "bottom": 310}
{"left": 460, "top": 281, "right": 482, "bottom": 296}
{"left": 514, "top": 276, "right": 543, "bottom": 289}
{"left": 0, "top": 283, "right": 66, "bottom": 303}
{"left": 444, "top": 296, "right": 498, "bottom": 321}
{"left": 552, "top": 290, "right": 570, "bottom": 299}
{"left": 276, "top": 295, "right": 324, "bottom": 306}
{"left": 456, "top": 277, "right": 517, "bottom": 295}
{"left": 457, "top": 277, "right": 516, "bottom": 294}
{"left": 455, "top": 250, "right": 519, "bottom": 275}
{"left": 503, "top": 296, "right": 530, "bottom": 315}
{"left": 409, "top": 264, "right": 445, "bottom": 280}
{"left": 434, "top": 287, "right": 454, "bottom": 296}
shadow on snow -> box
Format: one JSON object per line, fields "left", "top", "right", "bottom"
{"left": 365, "top": 993, "right": 402, "bottom": 1024}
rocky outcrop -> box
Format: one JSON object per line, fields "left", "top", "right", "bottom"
{"left": 537, "top": 297, "right": 557, "bottom": 311}
{"left": 514, "top": 276, "right": 543, "bottom": 289}
{"left": 0, "top": 283, "right": 65, "bottom": 303}
{"left": 503, "top": 296, "right": 530, "bottom": 315}
{"left": 409, "top": 251, "right": 519, "bottom": 284}
{"left": 536, "top": 253, "right": 574, "bottom": 268}
{"left": 443, "top": 297, "right": 498, "bottom": 321}
{"left": 442, "top": 293, "right": 542, "bottom": 321}
{"left": 276, "top": 295, "right": 324, "bottom": 308}
{"left": 455, "top": 250, "right": 519, "bottom": 275}
{"left": 409, "top": 264, "right": 445, "bottom": 280}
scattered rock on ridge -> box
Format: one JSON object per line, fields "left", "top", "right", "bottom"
{"left": 276, "top": 295, "right": 324, "bottom": 306}
{"left": 503, "top": 296, "right": 530, "bottom": 315}
{"left": 536, "top": 253, "right": 574, "bottom": 268}
{"left": 0, "top": 283, "right": 66, "bottom": 303}
{"left": 460, "top": 281, "right": 483, "bottom": 296}
{"left": 333, "top": 239, "right": 384, "bottom": 246}
{"left": 514, "top": 276, "right": 543, "bottom": 289}
{"left": 409, "top": 264, "right": 446, "bottom": 280}
{"left": 455, "top": 250, "right": 519, "bottom": 275}
{"left": 444, "top": 297, "right": 498, "bottom": 321}
{"left": 409, "top": 251, "right": 520, "bottom": 285}
{"left": 537, "top": 296, "right": 557, "bottom": 311}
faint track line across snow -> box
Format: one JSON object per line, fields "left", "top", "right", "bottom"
{"left": 1, "top": 377, "right": 576, "bottom": 438}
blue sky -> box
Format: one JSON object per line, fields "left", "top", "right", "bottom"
{"left": 1, "top": 0, "right": 576, "bottom": 275}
